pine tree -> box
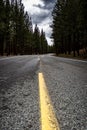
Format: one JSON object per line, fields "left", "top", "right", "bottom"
{"left": 24, "top": 12, "right": 33, "bottom": 54}
{"left": 18, "top": 0, "right": 25, "bottom": 54}
{"left": 0, "top": 0, "right": 48, "bottom": 55}
{"left": 40, "top": 29, "right": 48, "bottom": 54}
{"left": 4, "top": 0, "right": 11, "bottom": 55}
{"left": 78, "top": 0, "right": 87, "bottom": 53}
{"left": 51, "top": 0, "right": 85, "bottom": 56}
{"left": 33, "top": 24, "right": 40, "bottom": 54}
{"left": 0, "top": 0, "right": 5, "bottom": 55}
{"left": 52, "top": 0, "right": 66, "bottom": 55}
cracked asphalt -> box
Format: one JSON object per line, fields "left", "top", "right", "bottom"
{"left": 0, "top": 55, "right": 87, "bottom": 130}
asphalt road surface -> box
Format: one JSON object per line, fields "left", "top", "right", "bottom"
{"left": 0, "top": 55, "right": 87, "bottom": 130}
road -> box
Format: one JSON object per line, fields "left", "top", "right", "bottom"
{"left": 0, "top": 55, "right": 87, "bottom": 130}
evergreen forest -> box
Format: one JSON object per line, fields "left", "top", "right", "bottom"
{"left": 0, "top": 0, "right": 51, "bottom": 55}
{"left": 0, "top": 0, "right": 87, "bottom": 57}
{"left": 51, "top": 0, "right": 87, "bottom": 57}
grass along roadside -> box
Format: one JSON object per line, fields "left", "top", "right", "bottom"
{"left": 54, "top": 53, "right": 87, "bottom": 61}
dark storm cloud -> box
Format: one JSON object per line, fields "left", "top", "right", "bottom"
{"left": 41, "top": 0, "right": 56, "bottom": 4}
{"left": 33, "top": 0, "right": 56, "bottom": 10}
{"left": 32, "top": 0, "right": 56, "bottom": 25}
{"left": 32, "top": 11, "right": 50, "bottom": 24}
{"left": 33, "top": 3, "right": 54, "bottom": 10}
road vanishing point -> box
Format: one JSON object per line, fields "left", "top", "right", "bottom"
{"left": 0, "top": 55, "right": 87, "bottom": 130}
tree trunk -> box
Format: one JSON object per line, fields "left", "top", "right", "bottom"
{"left": 0, "top": 35, "right": 4, "bottom": 55}
{"left": 73, "top": 50, "right": 76, "bottom": 57}
{"left": 77, "top": 50, "right": 79, "bottom": 56}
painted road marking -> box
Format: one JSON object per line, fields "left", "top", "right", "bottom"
{"left": 38, "top": 73, "right": 60, "bottom": 130}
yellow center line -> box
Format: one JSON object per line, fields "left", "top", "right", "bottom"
{"left": 38, "top": 72, "right": 60, "bottom": 130}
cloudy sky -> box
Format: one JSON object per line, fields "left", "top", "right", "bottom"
{"left": 22, "top": 0, "right": 56, "bottom": 45}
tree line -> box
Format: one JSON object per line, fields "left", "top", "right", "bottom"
{"left": 0, "top": 0, "right": 51, "bottom": 56}
{"left": 51, "top": 0, "right": 87, "bottom": 57}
